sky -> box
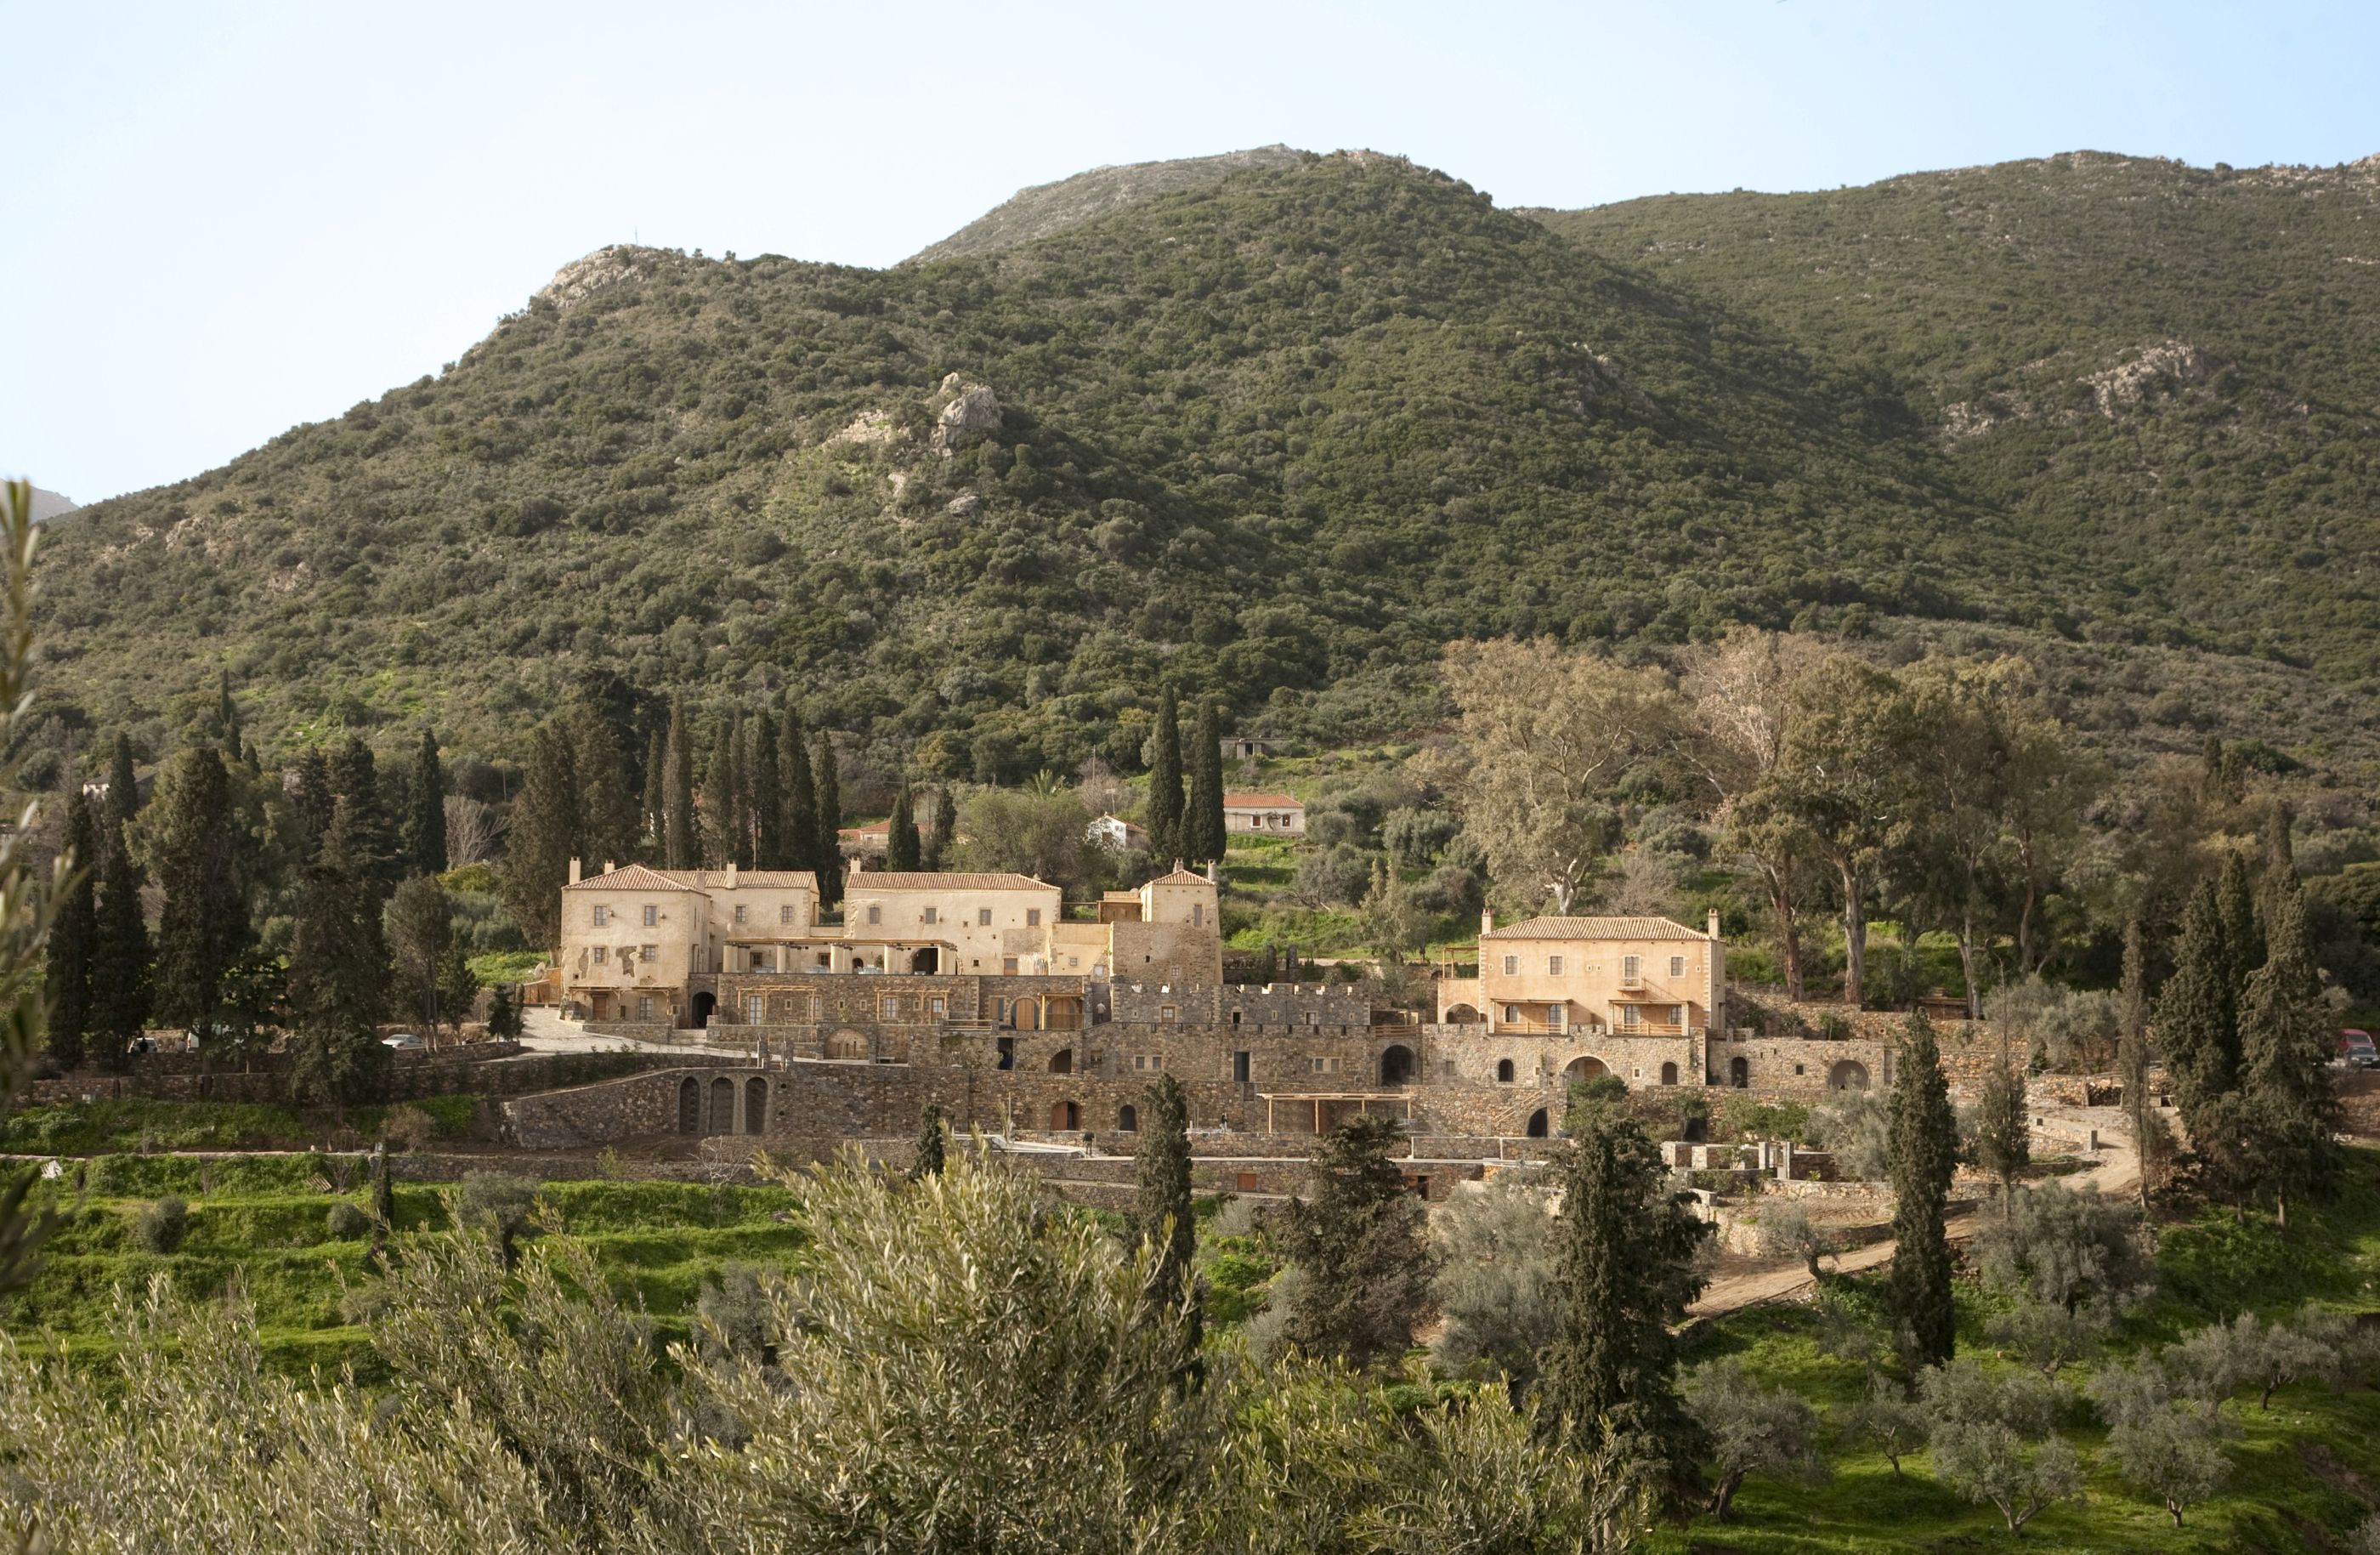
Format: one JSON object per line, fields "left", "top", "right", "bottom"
{"left": 8, "top": 0, "right": 2377, "bottom": 505}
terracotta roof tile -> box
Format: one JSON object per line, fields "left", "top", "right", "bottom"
{"left": 1222, "top": 793, "right": 1301, "bottom": 809}
{"left": 843, "top": 871, "right": 1055, "bottom": 891}
{"left": 1480, "top": 916, "right": 1708, "bottom": 941}
{"left": 564, "top": 865, "right": 818, "bottom": 891}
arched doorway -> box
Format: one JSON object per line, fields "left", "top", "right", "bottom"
{"left": 1380, "top": 1045, "right": 1415, "bottom": 1085}
{"left": 1118, "top": 1104, "right": 1139, "bottom": 1132}
{"left": 677, "top": 1076, "right": 700, "bottom": 1134}
{"left": 1495, "top": 1058, "right": 1515, "bottom": 1083}
{"left": 1660, "top": 1061, "right": 1679, "bottom": 1086}
{"left": 1683, "top": 1113, "right": 1708, "bottom": 1142}
{"left": 1047, "top": 1049, "right": 1073, "bottom": 1075}
{"left": 744, "top": 1076, "right": 768, "bottom": 1135}
{"left": 1829, "top": 1059, "right": 1870, "bottom": 1091}
{"left": 690, "top": 990, "right": 716, "bottom": 1030}
{"left": 1729, "top": 1056, "right": 1749, "bottom": 1088}
{"left": 1013, "top": 998, "right": 1041, "bottom": 1031}
{"left": 1564, "top": 1056, "right": 1610, "bottom": 1082}
{"left": 1525, "top": 1108, "right": 1550, "bottom": 1138}
{"left": 1444, "top": 1003, "right": 1482, "bottom": 1024}
{"left": 708, "top": 1075, "right": 735, "bottom": 1134}
{"left": 1049, "top": 1100, "right": 1080, "bottom": 1131}
{"left": 909, "top": 947, "right": 939, "bottom": 973}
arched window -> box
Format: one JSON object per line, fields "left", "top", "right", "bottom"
{"left": 1048, "top": 1049, "right": 1073, "bottom": 1075}
{"left": 1495, "top": 1058, "right": 1515, "bottom": 1083}
{"left": 1659, "top": 1061, "right": 1679, "bottom": 1086}
{"left": 708, "top": 1075, "right": 735, "bottom": 1135}
{"left": 1118, "top": 1104, "right": 1139, "bottom": 1132}
{"left": 1525, "top": 1108, "right": 1550, "bottom": 1139}
{"left": 677, "top": 1076, "right": 700, "bottom": 1134}
{"left": 1730, "top": 1055, "right": 1750, "bottom": 1088}
{"left": 744, "top": 1076, "right": 768, "bottom": 1135}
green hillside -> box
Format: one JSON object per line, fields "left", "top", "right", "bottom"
{"left": 1534, "top": 150, "right": 2380, "bottom": 683}
{"left": 30, "top": 148, "right": 2380, "bottom": 775}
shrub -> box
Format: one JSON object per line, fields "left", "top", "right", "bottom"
{"left": 132, "top": 1196, "right": 189, "bottom": 1254}
{"left": 1430, "top": 1173, "right": 1559, "bottom": 1380}
{"left": 1683, "top": 1358, "right": 1828, "bottom": 1520}
{"left": 325, "top": 1201, "right": 371, "bottom": 1240}
{"left": 379, "top": 1105, "right": 439, "bottom": 1150}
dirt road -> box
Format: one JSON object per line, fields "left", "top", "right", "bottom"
{"left": 1687, "top": 1104, "right": 2142, "bottom": 1319}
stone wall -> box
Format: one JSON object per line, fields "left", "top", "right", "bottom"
{"left": 1704, "top": 1035, "right": 1891, "bottom": 1098}
{"left": 1108, "top": 921, "right": 1224, "bottom": 988}
{"left": 24, "top": 1047, "right": 664, "bottom": 1109}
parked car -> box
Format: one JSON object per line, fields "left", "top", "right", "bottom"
{"left": 382, "top": 1031, "right": 426, "bottom": 1052}
{"left": 2338, "top": 1030, "right": 2378, "bottom": 1070}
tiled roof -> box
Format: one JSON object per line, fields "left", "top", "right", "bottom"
{"left": 840, "top": 820, "right": 891, "bottom": 836}
{"left": 844, "top": 871, "right": 1055, "bottom": 891}
{"left": 1148, "top": 868, "right": 1214, "bottom": 886}
{"left": 1223, "top": 792, "right": 1301, "bottom": 809}
{"left": 1480, "top": 916, "right": 1708, "bottom": 941}
{"left": 564, "top": 865, "right": 818, "bottom": 891}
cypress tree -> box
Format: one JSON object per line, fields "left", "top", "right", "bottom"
{"left": 779, "top": 701, "right": 816, "bottom": 876}
{"left": 43, "top": 788, "right": 97, "bottom": 1069}
{"left": 2159, "top": 877, "right": 2241, "bottom": 1179}
{"left": 1134, "top": 1073, "right": 1203, "bottom": 1369}
{"left": 569, "top": 701, "right": 637, "bottom": 872}
{"left": 662, "top": 696, "right": 696, "bottom": 871}
{"left": 286, "top": 808, "right": 392, "bottom": 1113}
{"left": 2117, "top": 917, "right": 2166, "bottom": 1214}
{"left": 485, "top": 981, "right": 524, "bottom": 1040}
{"left": 728, "top": 711, "right": 752, "bottom": 866}
{"left": 749, "top": 709, "right": 783, "bottom": 869}
{"left": 291, "top": 747, "right": 336, "bottom": 861}
{"left": 88, "top": 788, "right": 151, "bottom": 1069}
{"left": 150, "top": 746, "right": 251, "bottom": 1039}
{"left": 2238, "top": 887, "right": 2336, "bottom": 1226}
{"left": 105, "top": 733, "right": 139, "bottom": 824}
{"left": 908, "top": 1103, "right": 947, "bottom": 1181}
{"left": 813, "top": 732, "right": 843, "bottom": 910}
{"left": 1974, "top": 1022, "right": 2030, "bottom": 1219}
{"left": 330, "top": 736, "right": 402, "bottom": 902}
{"left": 887, "top": 787, "right": 922, "bottom": 871}
{"left": 1887, "top": 1013, "right": 1958, "bottom": 1368}
{"left": 498, "top": 723, "right": 579, "bottom": 952}
{"left": 1146, "top": 685, "right": 1185, "bottom": 865}
{"left": 213, "top": 669, "right": 241, "bottom": 752}
{"left": 1187, "top": 697, "right": 1226, "bottom": 865}
{"left": 700, "top": 719, "right": 739, "bottom": 867}
{"left": 926, "top": 786, "right": 957, "bottom": 872}
{"left": 2216, "top": 851, "right": 2263, "bottom": 999}
{"left": 403, "top": 727, "right": 447, "bottom": 877}
{"left": 641, "top": 727, "right": 668, "bottom": 862}
{"left": 1541, "top": 1102, "right": 1711, "bottom": 1502}
{"left": 1280, "top": 1115, "right": 1435, "bottom": 1370}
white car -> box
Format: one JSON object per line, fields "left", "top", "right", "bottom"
{"left": 382, "top": 1032, "right": 427, "bottom": 1051}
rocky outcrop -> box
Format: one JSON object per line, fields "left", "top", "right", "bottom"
{"left": 2082, "top": 339, "right": 2210, "bottom": 416}
{"left": 536, "top": 246, "right": 666, "bottom": 312}
{"left": 930, "top": 373, "right": 1003, "bottom": 456}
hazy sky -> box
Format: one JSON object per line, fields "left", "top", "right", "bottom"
{"left": 8, "top": 0, "right": 2377, "bottom": 504}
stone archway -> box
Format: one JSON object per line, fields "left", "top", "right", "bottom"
{"left": 1047, "top": 1048, "right": 1073, "bottom": 1075}
{"left": 689, "top": 990, "right": 716, "bottom": 1030}
{"left": 1660, "top": 1061, "right": 1679, "bottom": 1086}
{"left": 1443, "top": 1003, "right": 1482, "bottom": 1025}
{"left": 1564, "top": 1056, "right": 1611, "bottom": 1082}
{"left": 677, "top": 1076, "right": 700, "bottom": 1134}
{"left": 1829, "top": 1058, "right": 1870, "bottom": 1091}
{"left": 1525, "top": 1108, "right": 1550, "bottom": 1139}
{"left": 707, "top": 1075, "right": 735, "bottom": 1134}
{"left": 1495, "top": 1058, "right": 1515, "bottom": 1083}
{"left": 1380, "top": 1044, "right": 1415, "bottom": 1086}
{"left": 744, "top": 1076, "right": 768, "bottom": 1135}
{"left": 1729, "top": 1055, "right": 1750, "bottom": 1088}
{"left": 1118, "top": 1104, "right": 1139, "bottom": 1132}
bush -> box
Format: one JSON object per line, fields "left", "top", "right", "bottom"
{"left": 379, "top": 1105, "right": 439, "bottom": 1150}
{"left": 325, "top": 1201, "right": 372, "bottom": 1240}
{"left": 133, "top": 1195, "right": 189, "bottom": 1254}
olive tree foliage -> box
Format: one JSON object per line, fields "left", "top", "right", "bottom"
{"left": 2085, "top": 1357, "right": 2235, "bottom": 1528}
{"left": 1809, "top": 1088, "right": 1892, "bottom": 1181}
{"left": 1429, "top": 1171, "right": 1561, "bottom": 1382}
{"left": 1754, "top": 1202, "right": 1835, "bottom": 1280}
{"left": 1426, "top": 638, "right": 1678, "bottom": 913}
{"left": 1681, "top": 1359, "right": 1828, "bottom": 1521}
{"left": 1918, "top": 1359, "right": 2083, "bottom": 1532}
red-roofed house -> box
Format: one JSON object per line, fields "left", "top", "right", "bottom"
{"left": 1222, "top": 792, "right": 1305, "bottom": 837}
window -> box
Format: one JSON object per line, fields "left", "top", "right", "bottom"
{"left": 1503, "top": 1005, "right": 1520, "bottom": 1023}
{"left": 1159, "top": 1005, "right": 1177, "bottom": 1022}
{"left": 1026, "top": 908, "right": 1041, "bottom": 927}
{"left": 1003, "top": 956, "right": 1020, "bottom": 974}
{"left": 978, "top": 908, "right": 993, "bottom": 926}
{"left": 1547, "top": 955, "right": 1563, "bottom": 976}
{"left": 930, "top": 996, "right": 946, "bottom": 1016}
{"left": 1310, "top": 1057, "right": 1342, "bottom": 1075}
{"left": 1191, "top": 903, "right": 1204, "bottom": 927}
{"left": 637, "top": 995, "right": 654, "bottom": 1021}
{"left": 1622, "top": 955, "right": 1641, "bottom": 984}
{"left": 734, "top": 905, "right": 748, "bottom": 924}
{"left": 1501, "top": 955, "right": 1517, "bottom": 976}
{"left": 592, "top": 946, "right": 608, "bottom": 964}
{"left": 779, "top": 904, "right": 796, "bottom": 925}
{"left": 923, "top": 906, "right": 937, "bottom": 925}
{"left": 881, "top": 996, "right": 899, "bottom": 1019}
{"left": 745, "top": 996, "right": 764, "bottom": 1024}
{"left": 641, "top": 944, "right": 658, "bottom": 962}
{"left": 1669, "top": 955, "right": 1686, "bottom": 978}
{"left": 643, "top": 904, "right": 657, "bottom": 927}
{"left": 1067, "top": 956, "right": 1079, "bottom": 969}
{"left": 1133, "top": 1055, "right": 1164, "bottom": 1072}
{"left": 592, "top": 905, "right": 611, "bottom": 927}
{"left": 1496, "top": 1058, "right": 1515, "bottom": 1082}
{"left": 866, "top": 905, "right": 881, "bottom": 925}
{"left": 1233, "top": 1051, "right": 1251, "bottom": 1081}
{"left": 1621, "top": 1005, "right": 1640, "bottom": 1030}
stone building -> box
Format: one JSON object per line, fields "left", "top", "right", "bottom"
{"left": 558, "top": 860, "right": 819, "bottom": 1024}
{"left": 1440, "top": 911, "right": 1726, "bottom": 1039}
{"left": 1222, "top": 792, "right": 1306, "bottom": 836}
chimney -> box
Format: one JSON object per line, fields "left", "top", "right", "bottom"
{"left": 849, "top": 855, "right": 863, "bottom": 874}
{"left": 1205, "top": 860, "right": 1218, "bottom": 884}
{"left": 1481, "top": 907, "right": 1494, "bottom": 937}
{"left": 568, "top": 856, "right": 582, "bottom": 885}
{"left": 1708, "top": 908, "right": 1721, "bottom": 940}
{"left": 603, "top": 860, "right": 615, "bottom": 876}
{"left": 726, "top": 860, "right": 738, "bottom": 888}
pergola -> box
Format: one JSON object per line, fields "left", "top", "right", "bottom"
{"left": 1257, "top": 1091, "right": 1415, "bottom": 1136}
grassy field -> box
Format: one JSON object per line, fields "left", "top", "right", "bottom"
{"left": 5, "top": 1154, "right": 802, "bottom": 1374}
{"left": 0, "top": 1093, "right": 489, "bottom": 1155}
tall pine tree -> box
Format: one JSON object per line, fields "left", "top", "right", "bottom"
{"left": 813, "top": 732, "right": 843, "bottom": 909}
{"left": 42, "top": 788, "right": 96, "bottom": 1069}
{"left": 402, "top": 726, "right": 447, "bottom": 877}
{"left": 1146, "top": 685, "right": 1185, "bottom": 865}
{"left": 926, "top": 786, "right": 958, "bottom": 872}
{"left": 2238, "top": 886, "right": 2336, "bottom": 1226}
{"left": 89, "top": 775, "right": 151, "bottom": 1068}
{"left": 286, "top": 807, "right": 391, "bottom": 1113}
{"left": 1887, "top": 1013, "right": 1959, "bottom": 1368}
{"left": 150, "top": 746, "right": 251, "bottom": 1039}
{"left": 329, "top": 736, "right": 401, "bottom": 902}
{"left": 1541, "top": 1102, "right": 1711, "bottom": 1503}
{"left": 749, "top": 708, "right": 784, "bottom": 869}
{"left": 887, "top": 786, "right": 922, "bottom": 871}
{"left": 662, "top": 696, "right": 696, "bottom": 870}
{"left": 779, "top": 701, "right": 816, "bottom": 876}
{"left": 1186, "top": 696, "right": 1226, "bottom": 865}
{"left": 498, "top": 722, "right": 579, "bottom": 952}
{"left": 290, "top": 747, "right": 336, "bottom": 861}
{"left": 1133, "top": 1072, "right": 1202, "bottom": 1374}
